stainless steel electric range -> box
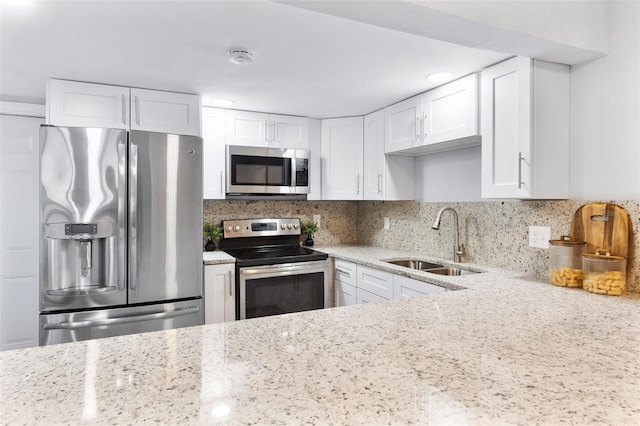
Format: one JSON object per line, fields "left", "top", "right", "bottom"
{"left": 220, "top": 218, "right": 329, "bottom": 320}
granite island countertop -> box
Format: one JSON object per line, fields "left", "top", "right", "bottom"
{"left": 2, "top": 246, "right": 640, "bottom": 425}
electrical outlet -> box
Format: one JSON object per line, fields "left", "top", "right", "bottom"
{"left": 529, "top": 226, "right": 551, "bottom": 249}
{"left": 313, "top": 214, "right": 321, "bottom": 229}
{"left": 384, "top": 217, "right": 390, "bottom": 230}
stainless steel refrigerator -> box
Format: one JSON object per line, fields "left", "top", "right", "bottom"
{"left": 39, "top": 126, "right": 203, "bottom": 345}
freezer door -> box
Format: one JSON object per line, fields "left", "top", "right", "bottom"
{"left": 40, "top": 299, "right": 203, "bottom": 345}
{"left": 129, "top": 131, "right": 203, "bottom": 304}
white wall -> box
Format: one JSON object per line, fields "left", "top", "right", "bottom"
{"left": 414, "top": 146, "right": 482, "bottom": 202}
{"left": 569, "top": 0, "right": 640, "bottom": 200}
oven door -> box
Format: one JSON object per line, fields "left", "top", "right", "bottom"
{"left": 238, "top": 260, "right": 329, "bottom": 320}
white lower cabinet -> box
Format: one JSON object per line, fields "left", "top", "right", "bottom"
{"left": 203, "top": 264, "right": 236, "bottom": 324}
{"left": 333, "top": 259, "right": 445, "bottom": 308}
{"left": 335, "top": 281, "right": 357, "bottom": 307}
{"left": 0, "top": 114, "right": 43, "bottom": 351}
{"left": 356, "top": 265, "right": 393, "bottom": 300}
{"left": 394, "top": 275, "right": 446, "bottom": 299}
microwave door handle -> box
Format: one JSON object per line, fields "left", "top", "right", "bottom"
{"left": 291, "top": 157, "right": 297, "bottom": 188}
{"left": 43, "top": 306, "right": 200, "bottom": 330}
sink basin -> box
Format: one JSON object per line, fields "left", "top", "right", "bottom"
{"left": 424, "top": 267, "right": 479, "bottom": 276}
{"left": 386, "top": 259, "right": 443, "bottom": 270}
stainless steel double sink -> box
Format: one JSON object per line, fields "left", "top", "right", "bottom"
{"left": 384, "top": 259, "right": 480, "bottom": 276}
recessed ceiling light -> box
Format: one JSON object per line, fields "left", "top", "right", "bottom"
{"left": 212, "top": 99, "right": 235, "bottom": 107}
{"left": 227, "top": 48, "right": 254, "bottom": 65}
{"left": 426, "top": 72, "right": 453, "bottom": 82}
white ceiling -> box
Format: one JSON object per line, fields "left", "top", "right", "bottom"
{"left": 0, "top": 0, "right": 509, "bottom": 118}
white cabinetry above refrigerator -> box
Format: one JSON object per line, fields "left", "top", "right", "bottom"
{"left": 46, "top": 79, "right": 201, "bottom": 136}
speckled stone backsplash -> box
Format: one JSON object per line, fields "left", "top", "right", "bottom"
{"left": 203, "top": 200, "right": 357, "bottom": 245}
{"left": 357, "top": 200, "right": 640, "bottom": 293}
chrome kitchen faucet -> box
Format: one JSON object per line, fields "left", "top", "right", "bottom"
{"left": 432, "top": 207, "right": 465, "bottom": 263}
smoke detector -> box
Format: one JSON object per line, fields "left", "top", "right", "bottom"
{"left": 227, "top": 48, "right": 254, "bottom": 65}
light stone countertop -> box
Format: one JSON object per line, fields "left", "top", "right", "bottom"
{"left": 2, "top": 245, "right": 640, "bottom": 425}
{"left": 203, "top": 250, "right": 236, "bottom": 265}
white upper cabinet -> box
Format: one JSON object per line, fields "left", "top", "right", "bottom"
{"left": 384, "top": 94, "right": 422, "bottom": 153}
{"left": 271, "top": 114, "right": 309, "bottom": 149}
{"left": 47, "top": 79, "right": 201, "bottom": 136}
{"left": 202, "top": 107, "right": 226, "bottom": 200}
{"left": 225, "top": 110, "right": 269, "bottom": 147}
{"left": 130, "top": 88, "right": 201, "bottom": 136}
{"left": 47, "top": 79, "right": 129, "bottom": 129}
{"left": 385, "top": 74, "right": 479, "bottom": 156}
{"left": 481, "top": 57, "right": 570, "bottom": 199}
{"left": 363, "top": 110, "right": 414, "bottom": 201}
{"left": 423, "top": 74, "right": 478, "bottom": 146}
{"left": 225, "top": 110, "right": 308, "bottom": 149}
{"left": 321, "top": 116, "right": 364, "bottom": 200}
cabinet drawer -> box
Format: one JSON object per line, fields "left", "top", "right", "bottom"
{"left": 394, "top": 275, "right": 446, "bottom": 299}
{"left": 356, "top": 287, "right": 387, "bottom": 304}
{"left": 357, "top": 265, "right": 393, "bottom": 299}
{"left": 335, "top": 281, "right": 356, "bottom": 307}
{"left": 334, "top": 259, "right": 357, "bottom": 287}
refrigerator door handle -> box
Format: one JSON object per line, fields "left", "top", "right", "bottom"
{"left": 43, "top": 306, "right": 200, "bottom": 330}
{"left": 129, "top": 142, "right": 138, "bottom": 291}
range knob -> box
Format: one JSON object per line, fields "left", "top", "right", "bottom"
{"left": 287, "top": 223, "right": 292, "bottom": 230}
{"left": 233, "top": 225, "right": 240, "bottom": 232}
{"left": 225, "top": 225, "right": 233, "bottom": 232}
{"left": 293, "top": 223, "right": 299, "bottom": 229}
{"left": 281, "top": 224, "right": 286, "bottom": 230}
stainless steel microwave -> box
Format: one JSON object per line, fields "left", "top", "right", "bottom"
{"left": 225, "top": 145, "right": 310, "bottom": 199}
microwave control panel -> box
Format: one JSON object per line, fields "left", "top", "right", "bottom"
{"left": 295, "top": 158, "right": 309, "bottom": 187}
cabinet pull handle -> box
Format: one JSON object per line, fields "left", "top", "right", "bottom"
{"left": 134, "top": 96, "right": 140, "bottom": 125}
{"left": 219, "top": 170, "right": 223, "bottom": 195}
{"left": 228, "top": 270, "right": 233, "bottom": 297}
{"left": 415, "top": 116, "right": 420, "bottom": 140}
{"left": 378, "top": 172, "right": 382, "bottom": 194}
{"left": 273, "top": 121, "right": 278, "bottom": 142}
{"left": 121, "top": 94, "right": 127, "bottom": 125}
{"left": 336, "top": 268, "right": 350, "bottom": 278}
{"left": 265, "top": 121, "right": 269, "bottom": 144}
{"left": 517, "top": 152, "right": 525, "bottom": 189}
{"left": 356, "top": 173, "right": 361, "bottom": 195}
{"left": 422, "top": 116, "right": 428, "bottom": 141}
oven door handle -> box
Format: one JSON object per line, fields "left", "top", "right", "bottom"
{"left": 240, "top": 261, "right": 328, "bottom": 277}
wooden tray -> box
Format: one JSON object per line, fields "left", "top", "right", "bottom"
{"left": 570, "top": 202, "right": 632, "bottom": 273}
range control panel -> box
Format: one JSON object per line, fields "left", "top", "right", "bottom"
{"left": 222, "top": 218, "right": 301, "bottom": 239}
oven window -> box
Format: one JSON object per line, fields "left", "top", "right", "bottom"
{"left": 245, "top": 272, "right": 324, "bottom": 319}
{"left": 231, "top": 155, "right": 291, "bottom": 186}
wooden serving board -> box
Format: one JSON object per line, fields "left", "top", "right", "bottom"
{"left": 570, "top": 203, "right": 632, "bottom": 272}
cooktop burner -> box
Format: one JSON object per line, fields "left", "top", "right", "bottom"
{"left": 219, "top": 218, "right": 328, "bottom": 267}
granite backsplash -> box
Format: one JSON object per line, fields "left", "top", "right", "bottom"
{"left": 357, "top": 200, "right": 639, "bottom": 293}
{"left": 204, "top": 199, "right": 639, "bottom": 293}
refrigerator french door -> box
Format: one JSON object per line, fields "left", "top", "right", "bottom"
{"left": 39, "top": 127, "right": 203, "bottom": 346}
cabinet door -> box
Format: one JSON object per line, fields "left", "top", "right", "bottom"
{"left": 47, "top": 79, "right": 129, "bottom": 129}
{"left": 0, "top": 115, "right": 43, "bottom": 351}
{"left": 335, "top": 281, "right": 357, "bottom": 307}
{"left": 384, "top": 94, "right": 422, "bottom": 153}
{"left": 357, "top": 265, "right": 393, "bottom": 299}
{"left": 321, "top": 117, "right": 364, "bottom": 200}
{"left": 204, "top": 264, "right": 236, "bottom": 324}
{"left": 270, "top": 114, "right": 309, "bottom": 149}
{"left": 225, "top": 110, "right": 269, "bottom": 147}
{"left": 363, "top": 110, "right": 385, "bottom": 201}
{"left": 356, "top": 288, "right": 387, "bottom": 304}
{"left": 481, "top": 57, "right": 532, "bottom": 199}
{"left": 393, "top": 275, "right": 445, "bottom": 300}
{"left": 130, "top": 88, "right": 201, "bottom": 136}
{"left": 424, "top": 74, "right": 478, "bottom": 145}
{"left": 202, "top": 107, "right": 226, "bottom": 199}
